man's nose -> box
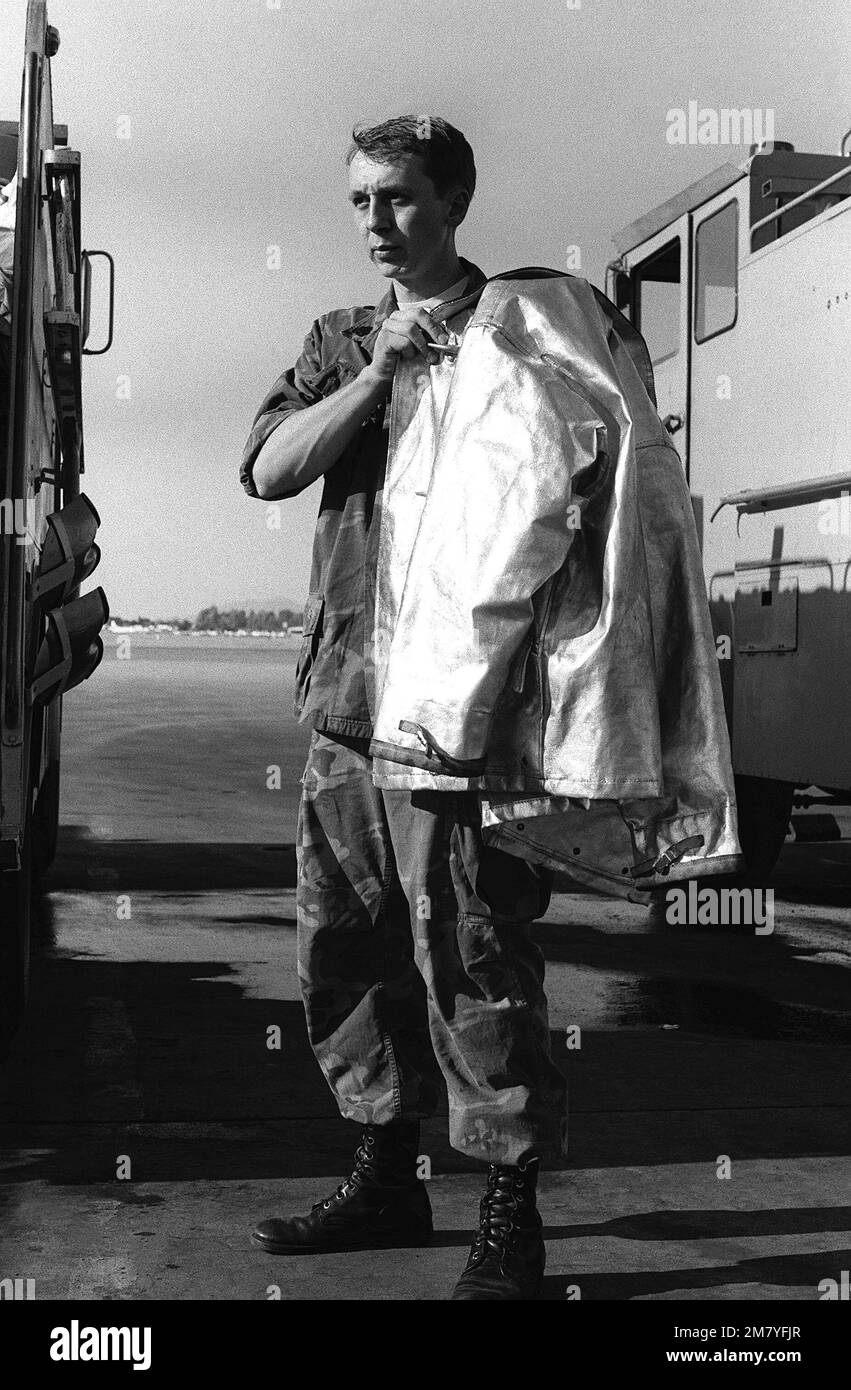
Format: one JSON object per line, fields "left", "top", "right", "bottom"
{"left": 365, "top": 198, "right": 391, "bottom": 231}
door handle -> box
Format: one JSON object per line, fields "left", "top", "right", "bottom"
{"left": 81, "top": 250, "right": 115, "bottom": 356}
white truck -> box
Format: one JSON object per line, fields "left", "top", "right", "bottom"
{"left": 606, "top": 135, "right": 851, "bottom": 878}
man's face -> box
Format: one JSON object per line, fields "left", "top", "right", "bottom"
{"left": 348, "top": 151, "right": 460, "bottom": 286}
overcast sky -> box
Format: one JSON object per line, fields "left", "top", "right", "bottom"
{"left": 1, "top": 0, "right": 848, "bottom": 618}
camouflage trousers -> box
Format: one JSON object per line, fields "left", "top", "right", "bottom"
{"left": 296, "top": 730, "right": 567, "bottom": 1164}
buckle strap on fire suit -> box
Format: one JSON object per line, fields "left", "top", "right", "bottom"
{"left": 633, "top": 835, "right": 706, "bottom": 878}
{"left": 397, "top": 719, "right": 487, "bottom": 774}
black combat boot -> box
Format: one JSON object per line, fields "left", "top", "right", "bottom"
{"left": 451, "top": 1158, "right": 545, "bottom": 1299}
{"left": 252, "top": 1122, "right": 432, "bottom": 1255}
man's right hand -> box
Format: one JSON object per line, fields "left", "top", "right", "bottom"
{"left": 252, "top": 307, "right": 451, "bottom": 500}
{"left": 364, "top": 306, "right": 451, "bottom": 386}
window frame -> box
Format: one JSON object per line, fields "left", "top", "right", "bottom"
{"left": 694, "top": 198, "right": 739, "bottom": 345}
{"left": 633, "top": 235, "right": 682, "bottom": 368}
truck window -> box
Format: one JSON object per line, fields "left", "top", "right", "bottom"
{"left": 634, "top": 237, "right": 680, "bottom": 366}
{"left": 694, "top": 200, "right": 738, "bottom": 342}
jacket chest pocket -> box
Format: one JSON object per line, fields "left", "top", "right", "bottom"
{"left": 304, "top": 358, "right": 361, "bottom": 399}
{"left": 302, "top": 362, "right": 344, "bottom": 398}
{"left": 294, "top": 593, "right": 325, "bottom": 714}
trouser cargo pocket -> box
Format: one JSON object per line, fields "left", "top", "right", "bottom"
{"left": 449, "top": 795, "right": 554, "bottom": 924}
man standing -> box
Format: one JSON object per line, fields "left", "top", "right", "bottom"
{"left": 240, "top": 116, "right": 566, "bottom": 1300}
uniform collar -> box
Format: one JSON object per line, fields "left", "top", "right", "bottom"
{"left": 341, "top": 257, "right": 487, "bottom": 357}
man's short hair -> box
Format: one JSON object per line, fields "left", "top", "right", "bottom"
{"left": 346, "top": 115, "right": 476, "bottom": 202}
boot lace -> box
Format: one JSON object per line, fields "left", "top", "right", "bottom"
{"left": 312, "top": 1128, "right": 381, "bottom": 1211}
{"left": 469, "top": 1163, "right": 530, "bottom": 1264}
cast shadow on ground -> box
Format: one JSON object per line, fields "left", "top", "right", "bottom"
{"left": 538, "top": 1245, "right": 851, "bottom": 1299}
{"left": 0, "top": 887, "right": 848, "bottom": 1194}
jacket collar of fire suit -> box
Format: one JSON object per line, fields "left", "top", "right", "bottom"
{"left": 480, "top": 266, "right": 658, "bottom": 407}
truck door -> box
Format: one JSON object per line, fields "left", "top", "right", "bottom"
{"left": 629, "top": 214, "right": 691, "bottom": 474}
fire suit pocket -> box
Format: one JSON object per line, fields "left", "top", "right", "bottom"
{"left": 509, "top": 635, "right": 534, "bottom": 694}
{"left": 293, "top": 593, "right": 325, "bottom": 714}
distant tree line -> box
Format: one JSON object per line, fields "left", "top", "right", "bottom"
{"left": 109, "top": 607, "right": 303, "bottom": 632}
{"left": 193, "top": 607, "right": 302, "bottom": 632}
{"left": 110, "top": 615, "right": 193, "bottom": 630}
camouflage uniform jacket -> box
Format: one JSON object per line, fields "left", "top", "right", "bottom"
{"left": 239, "top": 257, "right": 488, "bottom": 741}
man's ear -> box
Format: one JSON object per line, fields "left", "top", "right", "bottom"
{"left": 446, "top": 187, "right": 471, "bottom": 229}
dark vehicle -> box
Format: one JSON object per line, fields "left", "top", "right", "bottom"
{"left": 0, "top": 0, "right": 112, "bottom": 1046}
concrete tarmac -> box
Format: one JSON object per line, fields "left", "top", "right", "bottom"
{"left": 0, "top": 636, "right": 849, "bottom": 1300}
{"left": 1, "top": 855, "right": 849, "bottom": 1301}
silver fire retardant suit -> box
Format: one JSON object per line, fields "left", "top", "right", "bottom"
{"left": 368, "top": 270, "right": 743, "bottom": 903}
